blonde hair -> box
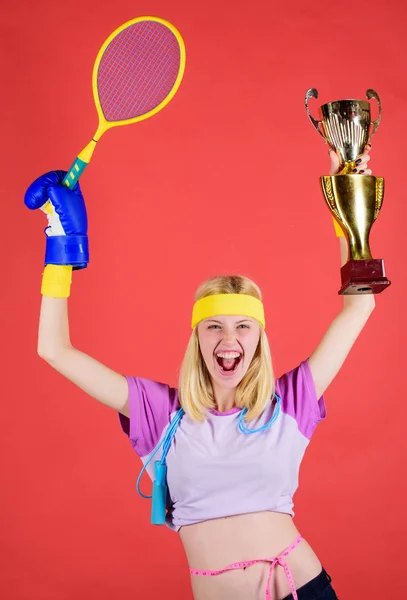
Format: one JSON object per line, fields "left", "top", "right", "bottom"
{"left": 178, "top": 275, "right": 275, "bottom": 423}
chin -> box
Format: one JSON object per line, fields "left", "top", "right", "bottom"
{"left": 211, "top": 370, "right": 246, "bottom": 389}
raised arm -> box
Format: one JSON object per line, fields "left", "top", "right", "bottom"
{"left": 25, "top": 171, "right": 129, "bottom": 416}
{"left": 308, "top": 237, "right": 375, "bottom": 399}
{"left": 308, "top": 147, "right": 376, "bottom": 398}
{"left": 38, "top": 294, "right": 129, "bottom": 414}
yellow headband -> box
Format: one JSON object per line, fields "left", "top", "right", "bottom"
{"left": 191, "top": 294, "right": 265, "bottom": 329}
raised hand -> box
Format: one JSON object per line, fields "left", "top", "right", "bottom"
{"left": 25, "top": 171, "right": 89, "bottom": 269}
{"left": 329, "top": 144, "right": 372, "bottom": 177}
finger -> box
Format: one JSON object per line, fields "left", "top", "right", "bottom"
{"left": 329, "top": 149, "right": 341, "bottom": 175}
{"left": 328, "top": 148, "right": 339, "bottom": 159}
{"left": 357, "top": 169, "right": 372, "bottom": 175}
{"left": 355, "top": 156, "right": 370, "bottom": 168}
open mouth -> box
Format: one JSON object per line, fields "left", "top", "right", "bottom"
{"left": 215, "top": 351, "right": 243, "bottom": 377}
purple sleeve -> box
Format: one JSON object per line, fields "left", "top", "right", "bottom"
{"left": 275, "top": 359, "right": 326, "bottom": 440}
{"left": 118, "top": 377, "right": 180, "bottom": 457}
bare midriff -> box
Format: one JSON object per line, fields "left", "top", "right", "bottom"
{"left": 179, "top": 511, "right": 323, "bottom": 600}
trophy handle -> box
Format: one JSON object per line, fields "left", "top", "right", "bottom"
{"left": 374, "top": 178, "right": 385, "bottom": 221}
{"left": 366, "top": 89, "right": 382, "bottom": 140}
{"left": 321, "top": 176, "right": 345, "bottom": 230}
{"left": 305, "top": 88, "right": 327, "bottom": 142}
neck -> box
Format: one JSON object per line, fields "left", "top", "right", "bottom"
{"left": 212, "top": 382, "right": 237, "bottom": 413}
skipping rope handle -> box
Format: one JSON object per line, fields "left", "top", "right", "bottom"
{"left": 151, "top": 461, "right": 168, "bottom": 525}
{"left": 136, "top": 408, "right": 185, "bottom": 526}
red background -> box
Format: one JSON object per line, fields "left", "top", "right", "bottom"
{"left": 2, "top": 0, "right": 406, "bottom": 598}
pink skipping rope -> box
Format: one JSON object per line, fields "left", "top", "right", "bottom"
{"left": 189, "top": 534, "right": 303, "bottom": 600}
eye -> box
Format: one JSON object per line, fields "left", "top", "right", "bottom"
{"left": 237, "top": 324, "right": 250, "bottom": 329}
{"left": 207, "top": 324, "right": 221, "bottom": 330}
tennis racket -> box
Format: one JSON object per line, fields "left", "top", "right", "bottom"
{"left": 42, "top": 16, "right": 185, "bottom": 212}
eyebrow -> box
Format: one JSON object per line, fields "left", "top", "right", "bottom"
{"left": 206, "top": 318, "right": 253, "bottom": 324}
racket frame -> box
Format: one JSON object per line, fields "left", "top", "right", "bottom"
{"left": 62, "top": 15, "right": 186, "bottom": 189}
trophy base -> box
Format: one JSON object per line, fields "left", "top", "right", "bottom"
{"left": 339, "top": 259, "right": 391, "bottom": 295}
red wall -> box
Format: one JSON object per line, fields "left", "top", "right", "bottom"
{"left": 2, "top": 0, "right": 405, "bottom": 598}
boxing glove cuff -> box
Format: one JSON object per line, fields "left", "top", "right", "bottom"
{"left": 45, "top": 235, "right": 89, "bottom": 269}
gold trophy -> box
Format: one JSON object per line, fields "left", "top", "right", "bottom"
{"left": 305, "top": 88, "right": 391, "bottom": 294}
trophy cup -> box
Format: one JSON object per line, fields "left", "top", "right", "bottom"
{"left": 305, "top": 88, "right": 391, "bottom": 295}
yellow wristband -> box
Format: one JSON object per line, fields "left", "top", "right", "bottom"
{"left": 41, "top": 265, "right": 73, "bottom": 298}
{"left": 332, "top": 216, "right": 345, "bottom": 237}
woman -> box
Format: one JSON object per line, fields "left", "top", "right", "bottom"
{"left": 25, "top": 148, "right": 374, "bottom": 599}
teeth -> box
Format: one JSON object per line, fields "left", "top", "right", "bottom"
{"left": 216, "top": 352, "right": 241, "bottom": 359}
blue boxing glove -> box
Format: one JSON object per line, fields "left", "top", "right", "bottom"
{"left": 24, "top": 170, "right": 89, "bottom": 269}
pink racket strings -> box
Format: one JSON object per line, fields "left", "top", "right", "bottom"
{"left": 97, "top": 20, "right": 182, "bottom": 122}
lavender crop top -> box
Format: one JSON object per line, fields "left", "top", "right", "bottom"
{"left": 119, "top": 359, "right": 326, "bottom": 531}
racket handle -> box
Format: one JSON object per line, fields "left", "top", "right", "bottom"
{"left": 62, "top": 139, "right": 97, "bottom": 188}
{"left": 62, "top": 157, "right": 88, "bottom": 188}
{"left": 41, "top": 139, "right": 97, "bottom": 213}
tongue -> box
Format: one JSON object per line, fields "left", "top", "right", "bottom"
{"left": 220, "top": 358, "right": 238, "bottom": 371}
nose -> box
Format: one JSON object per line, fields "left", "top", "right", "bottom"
{"left": 222, "top": 329, "right": 236, "bottom": 344}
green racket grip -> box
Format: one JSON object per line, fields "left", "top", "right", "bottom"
{"left": 41, "top": 139, "right": 97, "bottom": 214}
{"left": 62, "top": 157, "right": 88, "bottom": 188}
{"left": 62, "top": 139, "right": 98, "bottom": 188}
